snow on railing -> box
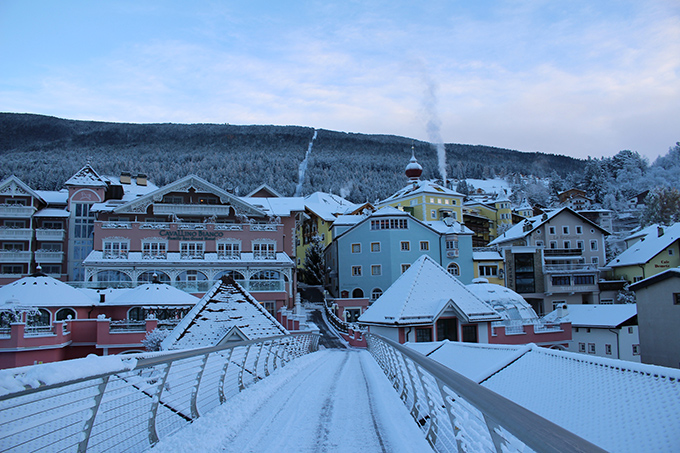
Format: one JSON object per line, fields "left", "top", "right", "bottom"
{"left": 0, "top": 332, "right": 320, "bottom": 453}
{"left": 365, "top": 333, "right": 605, "bottom": 453}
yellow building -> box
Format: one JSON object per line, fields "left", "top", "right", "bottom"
{"left": 463, "top": 193, "right": 514, "bottom": 244}
{"left": 472, "top": 250, "right": 505, "bottom": 286}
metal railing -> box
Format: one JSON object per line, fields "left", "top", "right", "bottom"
{"left": 0, "top": 332, "right": 319, "bottom": 453}
{"left": 366, "top": 334, "right": 605, "bottom": 453}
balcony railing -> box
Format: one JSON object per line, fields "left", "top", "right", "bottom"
{"left": 253, "top": 251, "right": 276, "bottom": 260}
{"left": 0, "top": 250, "right": 31, "bottom": 263}
{"left": 153, "top": 203, "right": 235, "bottom": 216}
{"left": 544, "top": 248, "right": 582, "bottom": 257}
{"left": 70, "top": 279, "right": 286, "bottom": 293}
{"left": 0, "top": 228, "right": 32, "bottom": 240}
{"left": 35, "top": 228, "right": 65, "bottom": 241}
{"left": 34, "top": 251, "right": 64, "bottom": 263}
{"left": 544, "top": 263, "right": 597, "bottom": 272}
{"left": 217, "top": 252, "right": 241, "bottom": 260}
{"left": 0, "top": 205, "right": 36, "bottom": 217}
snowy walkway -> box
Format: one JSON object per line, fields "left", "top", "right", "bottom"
{"left": 151, "top": 349, "right": 433, "bottom": 453}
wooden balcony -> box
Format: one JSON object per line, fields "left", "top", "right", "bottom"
{"left": 36, "top": 228, "right": 65, "bottom": 241}
{"left": 0, "top": 228, "right": 32, "bottom": 240}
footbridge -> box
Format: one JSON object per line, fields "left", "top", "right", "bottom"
{"left": 0, "top": 333, "right": 603, "bottom": 452}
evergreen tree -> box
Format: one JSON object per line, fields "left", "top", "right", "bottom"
{"left": 302, "top": 236, "right": 327, "bottom": 285}
{"left": 640, "top": 187, "right": 680, "bottom": 226}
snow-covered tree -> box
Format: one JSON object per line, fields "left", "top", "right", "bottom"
{"left": 142, "top": 328, "right": 170, "bottom": 352}
{"left": 640, "top": 186, "right": 680, "bottom": 226}
{"left": 302, "top": 236, "right": 327, "bottom": 285}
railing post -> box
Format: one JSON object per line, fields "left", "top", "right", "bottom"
{"left": 148, "top": 363, "right": 172, "bottom": 446}
{"left": 218, "top": 348, "right": 234, "bottom": 403}
{"left": 264, "top": 340, "right": 273, "bottom": 377}
{"left": 77, "top": 376, "right": 110, "bottom": 453}
{"left": 252, "top": 342, "right": 265, "bottom": 383}
{"left": 238, "top": 344, "right": 252, "bottom": 391}
{"left": 190, "top": 353, "right": 210, "bottom": 419}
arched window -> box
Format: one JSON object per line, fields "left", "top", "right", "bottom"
{"left": 175, "top": 270, "right": 208, "bottom": 282}
{"left": 95, "top": 270, "right": 131, "bottom": 282}
{"left": 137, "top": 271, "right": 171, "bottom": 284}
{"left": 352, "top": 288, "right": 364, "bottom": 298}
{"left": 215, "top": 270, "right": 245, "bottom": 281}
{"left": 371, "top": 288, "right": 383, "bottom": 301}
{"left": 27, "top": 309, "right": 51, "bottom": 326}
{"left": 250, "top": 270, "right": 281, "bottom": 280}
{"left": 128, "top": 307, "right": 144, "bottom": 321}
{"left": 56, "top": 308, "right": 76, "bottom": 321}
{"left": 447, "top": 263, "right": 460, "bottom": 276}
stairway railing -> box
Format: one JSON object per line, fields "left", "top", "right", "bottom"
{"left": 0, "top": 333, "right": 319, "bottom": 453}
{"left": 366, "top": 333, "right": 605, "bottom": 453}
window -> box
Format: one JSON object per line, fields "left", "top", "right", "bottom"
{"left": 42, "top": 220, "right": 63, "bottom": 229}
{"left": 351, "top": 266, "right": 362, "bottom": 276}
{"left": 536, "top": 240, "right": 544, "bottom": 247}
{"left": 370, "top": 219, "right": 408, "bottom": 230}
{"left": 400, "top": 241, "right": 410, "bottom": 251}
{"left": 552, "top": 300, "right": 567, "bottom": 310}
{"left": 549, "top": 241, "right": 557, "bottom": 249}
{"left": 628, "top": 327, "right": 634, "bottom": 334}
{"left": 576, "top": 226, "right": 583, "bottom": 234}
{"left": 217, "top": 241, "right": 240, "bottom": 259}
{"left": 633, "top": 276, "right": 644, "bottom": 283}
{"left": 180, "top": 241, "right": 205, "bottom": 259}
{"left": 416, "top": 328, "right": 432, "bottom": 342}
{"left": 574, "top": 275, "right": 595, "bottom": 285}
{"left": 431, "top": 210, "right": 436, "bottom": 219}
{"left": 674, "top": 293, "right": 680, "bottom": 305}
{"left": 351, "top": 243, "right": 361, "bottom": 253}
{"left": 401, "top": 264, "right": 410, "bottom": 273}
{"left": 462, "top": 325, "right": 478, "bottom": 343}
{"left": 577, "top": 240, "right": 584, "bottom": 250}
{"left": 600, "top": 299, "right": 614, "bottom": 305}
{"left": 605, "top": 344, "right": 612, "bottom": 355}
{"left": 371, "top": 288, "right": 383, "bottom": 301}
{"left": 590, "top": 240, "right": 598, "bottom": 251}
{"left": 552, "top": 275, "right": 571, "bottom": 286}
{"left": 263, "top": 301, "right": 276, "bottom": 317}
{"left": 56, "top": 308, "right": 76, "bottom": 321}
{"left": 447, "top": 263, "right": 460, "bottom": 276}
{"left": 419, "top": 241, "right": 429, "bottom": 251}
{"left": 371, "top": 265, "right": 381, "bottom": 276}
{"left": 142, "top": 241, "right": 168, "bottom": 259}
{"left": 429, "top": 197, "right": 435, "bottom": 203}
{"left": 579, "top": 343, "right": 586, "bottom": 353}
{"left": 446, "top": 238, "right": 458, "bottom": 250}
{"left": 370, "top": 242, "right": 381, "bottom": 252}
{"left": 2, "top": 242, "right": 24, "bottom": 251}
{"left": 352, "top": 288, "right": 364, "bottom": 298}
{"left": 479, "top": 265, "right": 498, "bottom": 277}
{"left": 562, "top": 226, "right": 569, "bottom": 234}
{"left": 41, "top": 264, "right": 61, "bottom": 275}
{"left": 253, "top": 241, "right": 275, "bottom": 259}
{"left": 591, "top": 256, "right": 599, "bottom": 265}
{"left": 2, "top": 264, "right": 23, "bottom": 274}
{"left": 563, "top": 240, "right": 571, "bottom": 249}
{"left": 588, "top": 343, "right": 596, "bottom": 354}
{"left": 632, "top": 344, "right": 640, "bottom": 355}
{"left": 514, "top": 253, "right": 535, "bottom": 293}
{"left": 39, "top": 243, "right": 62, "bottom": 251}
{"left": 549, "top": 226, "right": 556, "bottom": 235}
{"left": 4, "top": 220, "right": 26, "bottom": 228}
{"left": 103, "top": 240, "right": 129, "bottom": 259}
{"left": 670, "top": 248, "right": 675, "bottom": 256}
{"left": 27, "top": 309, "right": 51, "bottom": 327}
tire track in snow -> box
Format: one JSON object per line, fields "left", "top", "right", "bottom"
{"left": 312, "top": 351, "right": 350, "bottom": 450}
{"left": 358, "top": 354, "right": 388, "bottom": 453}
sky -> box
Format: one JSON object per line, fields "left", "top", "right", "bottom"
{"left": 1, "top": 1, "right": 678, "bottom": 162}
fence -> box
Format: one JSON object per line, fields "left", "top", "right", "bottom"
{"left": 0, "top": 333, "right": 319, "bottom": 452}
{"left": 366, "top": 334, "right": 605, "bottom": 453}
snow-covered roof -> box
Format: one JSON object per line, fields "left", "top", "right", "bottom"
{"left": 303, "top": 192, "right": 358, "bottom": 222}
{"left": 65, "top": 164, "right": 108, "bottom": 187}
{"left": 0, "top": 275, "right": 94, "bottom": 308}
{"left": 105, "top": 283, "right": 199, "bottom": 307}
{"left": 623, "top": 224, "right": 660, "bottom": 243}
{"left": 359, "top": 255, "right": 500, "bottom": 325}
{"left": 0, "top": 175, "right": 44, "bottom": 202}
{"left": 461, "top": 178, "right": 512, "bottom": 197}
{"left": 630, "top": 267, "right": 680, "bottom": 291}
{"left": 472, "top": 251, "right": 502, "bottom": 261}
{"left": 35, "top": 190, "right": 68, "bottom": 205}
{"left": 34, "top": 208, "right": 69, "bottom": 218}
{"left": 245, "top": 183, "right": 284, "bottom": 198}
{"left": 162, "top": 278, "right": 288, "bottom": 350}
{"left": 465, "top": 282, "right": 538, "bottom": 321}
{"left": 408, "top": 340, "right": 680, "bottom": 452}
{"left": 544, "top": 304, "right": 636, "bottom": 328}
{"left": 240, "top": 197, "right": 305, "bottom": 217}
{"left": 83, "top": 251, "right": 294, "bottom": 267}
{"left": 379, "top": 179, "right": 463, "bottom": 204}
{"left": 606, "top": 223, "right": 680, "bottom": 268}
{"left": 331, "top": 214, "right": 365, "bottom": 226}
{"left": 424, "top": 220, "right": 473, "bottom": 235}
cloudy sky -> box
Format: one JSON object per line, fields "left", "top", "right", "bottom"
{"left": 1, "top": 0, "right": 678, "bottom": 161}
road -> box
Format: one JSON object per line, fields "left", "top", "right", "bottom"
{"left": 151, "top": 349, "right": 433, "bottom": 453}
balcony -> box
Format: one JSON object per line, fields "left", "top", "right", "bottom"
{"left": 544, "top": 263, "right": 598, "bottom": 272}
{"left": 217, "top": 252, "right": 241, "bottom": 260}
{"left": 544, "top": 248, "right": 582, "bottom": 257}
{"left": 0, "top": 228, "right": 32, "bottom": 240}
{"left": 0, "top": 250, "right": 31, "bottom": 263}
{"left": 153, "top": 203, "right": 234, "bottom": 217}
{"left": 36, "top": 228, "right": 65, "bottom": 241}
{"left": 69, "top": 279, "right": 286, "bottom": 293}
{"left": 0, "top": 205, "right": 36, "bottom": 217}
{"left": 34, "top": 250, "right": 65, "bottom": 263}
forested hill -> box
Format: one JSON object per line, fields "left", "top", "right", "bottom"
{"left": 0, "top": 113, "right": 585, "bottom": 202}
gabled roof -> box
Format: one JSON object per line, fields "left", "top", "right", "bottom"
{"left": 489, "top": 207, "right": 608, "bottom": 246}
{"left": 246, "top": 184, "right": 284, "bottom": 198}
{"left": 304, "top": 192, "right": 358, "bottom": 222}
{"left": 65, "top": 164, "right": 108, "bottom": 187}
{"left": 0, "top": 175, "right": 44, "bottom": 202}
{"left": 544, "top": 304, "right": 636, "bottom": 328}
{"left": 379, "top": 179, "right": 463, "bottom": 205}
{"left": 359, "top": 255, "right": 500, "bottom": 325}
{"left": 630, "top": 267, "right": 680, "bottom": 291}
{"left": 111, "top": 175, "right": 266, "bottom": 216}
{"left": 407, "top": 341, "right": 680, "bottom": 452}
{"left": 161, "top": 277, "right": 288, "bottom": 350}
{"left": 606, "top": 223, "right": 680, "bottom": 268}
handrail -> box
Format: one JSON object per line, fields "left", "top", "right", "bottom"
{"left": 0, "top": 332, "right": 319, "bottom": 452}
{"left": 366, "top": 334, "right": 605, "bottom": 453}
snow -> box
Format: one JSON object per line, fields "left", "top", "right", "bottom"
{"left": 0, "top": 354, "right": 137, "bottom": 397}
{"left": 151, "top": 350, "right": 434, "bottom": 453}
{"left": 416, "top": 340, "right": 680, "bottom": 452}
{"left": 544, "top": 304, "right": 636, "bottom": 328}
{"left": 64, "top": 164, "right": 108, "bottom": 187}
{"left": 465, "top": 282, "right": 539, "bottom": 321}
{"left": 359, "top": 255, "right": 500, "bottom": 325}
{"left": 606, "top": 222, "right": 680, "bottom": 267}
{"left": 240, "top": 197, "right": 305, "bottom": 217}
{"left": 104, "top": 283, "right": 199, "bottom": 307}
{"left": 35, "top": 190, "right": 68, "bottom": 205}
{"left": 83, "top": 250, "right": 294, "bottom": 266}
{"left": 33, "top": 207, "right": 69, "bottom": 217}
{"left": 303, "top": 191, "right": 358, "bottom": 221}
{"left": 461, "top": 178, "right": 512, "bottom": 197}
{"left": 424, "top": 219, "right": 473, "bottom": 234}
{"left": 380, "top": 179, "right": 463, "bottom": 204}
{"left": 0, "top": 274, "right": 94, "bottom": 308}
{"left": 472, "top": 250, "right": 502, "bottom": 261}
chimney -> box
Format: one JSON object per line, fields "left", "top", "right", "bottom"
{"left": 658, "top": 226, "right": 664, "bottom": 237}
{"left": 120, "top": 172, "right": 131, "bottom": 184}
{"left": 137, "top": 173, "right": 147, "bottom": 186}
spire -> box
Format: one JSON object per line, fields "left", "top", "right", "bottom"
{"left": 405, "top": 145, "right": 423, "bottom": 180}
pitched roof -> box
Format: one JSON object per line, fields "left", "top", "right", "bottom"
{"left": 379, "top": 179, "right": 463, "bottom": 204}
{"left": 0, "top": 175, "right": 44, "bottom": 202}
{"left": 162, "top": 278, "right": 288, "bottom": 350}
{"left": 240, "top": 197, "right": 305, "bottom": 217}
{"left": 64, "top": 164, "right": 108, "bottom": 187}
{"left": 606, "top": 223, "right": 680, "bottom": 268}
{"left": 245, "top": 183, "right": 284, "bottom": 198}
{"left": 630, "top": 267, "right": 680, "bottom": 291}
{"left": 359, "top": 255, "right": 500, "bottom": 325}
{"left": 544, "top": 304, "right": 636, "bottom": 328}
{"left": 0, "top": 275, "right": 94, "bottom": 308}
{"left": 106, "top": 283, "right": 199, "bottom": 307}
{"left": 408, "top": 341, "right": 680, "bottom": 453}
{"left": 303, "top": 192, "right": 358, "bottom": 221}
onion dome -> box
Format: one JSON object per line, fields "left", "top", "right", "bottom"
{"left": 405, "top": 147, "right": 423, "bottom": 180}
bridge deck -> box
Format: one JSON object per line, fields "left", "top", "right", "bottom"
{"left": 151, "top": 349, "right": 433, "bottom": 453}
